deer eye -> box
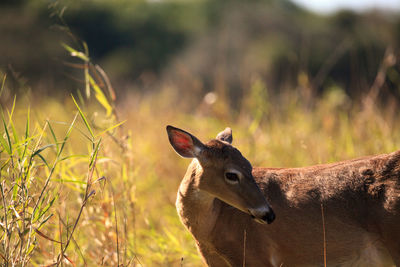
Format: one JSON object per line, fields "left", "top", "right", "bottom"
{"left": 225, "top": 172, "right": 240, "bottom": 184}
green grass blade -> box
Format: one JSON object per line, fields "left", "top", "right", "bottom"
{"left": 37, "top": 154, "right": 50, "bottom": 168}
{"left": 0, "top": 74, "right": 6, "bottom": 98}
{"left": 21, "top": 108, "right": 30, "bottom": 158}
{"left": 37, "top": 196, "right": 57, "bottom": 222}
{"left": 83, "top": 41, "right": 90, "bottom": 98}
{"left": 8, "top": 95, "right": 16, "bottom": 120}
{"left": 62, "top": 42, "right": 91, "bottom": 97}
{"left": 25, "top": 107, "right": 30, "bottom": 139}
{"left": 12, "top": 179, "right": 18, "bottom": 200}
{"left": 0, "top": 133, "right": 11, "bottom": 154}
{"left": 32, "top": 144, "right": 56, "bottom": 169}
{"left": 32, "top": 144, "right": 56, "bottom": 158}
{"left": 7, "top": 95, "right": 16, "bottom": 127}
{"left": 1, "top": 157, "right": 10, "bottom": 171}
{"left": 30, "top": 114, "right": 78, "bottom": 234}
{"left": 47, "top": 121, "right": 59, "bottom": 153}
{"left": 89, "top": 75, "right": 112, "bottom": 116}
{"left": 59, "top": 154, "right": 87, "bottom": 162}
{"left": 95, "top": 120, "right": 126, "bottom": 137}
{"left": 38, "top": 214, "right": 54, "bottom": 229}
{"left": 54, "top": 114, "right": 77, "bottom": 162}
{"left": 48, "top": 119, "right": 92, "bottom": 141}
{"left": 26, "top": 244, "right": 35, "bottom": 257}
{"left": 10, "top": 123, "right": 19, "bottom": 150}
{"left": 1, "top": 113, "right": 12, "bottom": 155}
{"left": 85, "top": 67, "right": 90, "bottom": 98}
{"left": 71, "top": 95, "right": 94, "bottom": 139}
{"left": 77, "top": 89, "right": 85, "bottom": 106}
{"left": 8, "top": 97, "right": 21, "bottom": 157}
{"left": 61, "top": 42, "right": 89, "bottom": 62}
{"left": 89, "top": 138, "right": 101, "bottom": 168}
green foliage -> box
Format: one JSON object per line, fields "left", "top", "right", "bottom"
{"left": 1, "top": 10, "right": 400, "bottom": 265}
{"left": 2, "top": 66, "right": 400, "bottom": 266}
{"left": 1, "top": 0, "right": 400, "bottom": 101}
{"left": 0, "top": 63, "right": 134, "bottom": 265}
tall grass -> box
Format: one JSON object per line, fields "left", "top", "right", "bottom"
{"left": 1, "top": 40, "right": 400, "bottom": 266}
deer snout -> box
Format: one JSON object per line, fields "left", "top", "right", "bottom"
{"left": 249, "top": 206, "right": 275, "bottom": 224}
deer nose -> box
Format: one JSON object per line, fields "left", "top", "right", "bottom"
{"left": 249, "top": 206, "right": 275, "bottom": 224}
{"left": 262, "top": 209, "right": 275, "bottom": 224}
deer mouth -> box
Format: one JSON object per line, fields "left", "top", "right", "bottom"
{"left": 251, "top": 215, "right": 268, "bottom": 224}
{"left": 249, "top": 208, "right": 275, "bottom": 224}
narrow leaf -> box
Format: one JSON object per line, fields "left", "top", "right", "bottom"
{"left": 26, "top": 244, "right": 35, "bottom": 256}
{"left": 95, "top": 120, "right": 126, "bottom": 137}
{"left": 32, "top": 144, "right": 55, "bottom": 157}
{"left": 83, "top": 41, "right": 90, "bottom": 98}
{"left": 61, "top": 42, "right": 89, "bottom": 62}
{"left": 0, "top": 74, "right": 6, "bottom": 97}
{"left": 89, "top": 75, "right": 112, "bottom": 116}
{"left": 36, "top": 153, "right": 50, "bottom": 169}
{"left": 2, "top": 115, "right": 12, "bottom": 155}
{"left": 38, "top": 197, "right": 57, "bottom": 221}
{"left": 38, "top": 213, "right": 53, "bottom": 228}
{"left": 21, "top": 107, "right": 30, "bottom": 159}
{"left": 0, "top": 134, "right": 11, "bottom": 154}
{"left": 89, "top": 139, "right": 101, "bottom": 168}
{"left": 34, "top": 228, "right": 63, "bottom": 244}
{"left": 8, "top": 95, "right": 16, "bottom": 122}
{"left": 47, "top": 121, "right": 59, "bottom": 152}
{"left": 71, "top": 95, "right": 94, "bottom": 139}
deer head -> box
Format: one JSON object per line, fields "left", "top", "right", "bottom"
{"left": 167, "top": 125, "right": 275, "bottom": 224}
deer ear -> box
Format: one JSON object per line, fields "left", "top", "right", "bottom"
{"left": 216, "top": 127, "right": 233, "bottom": 144}
{"left": 166, "top": 126, "right": 205, "bottom": 158}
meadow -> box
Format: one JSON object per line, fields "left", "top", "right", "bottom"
{"left": 1, "top": 3, "right": 400, "bottom": 264}
{"left": 1, "top": 53, "right": 400, "bottom": 266}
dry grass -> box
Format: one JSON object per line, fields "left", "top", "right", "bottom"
{"left": 1, "top": 42, "right": 400, "bottom": 267}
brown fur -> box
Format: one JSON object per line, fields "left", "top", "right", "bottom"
{"left": 250, "top": 151, "right": 400, "bottom": 266}
{"left": 169, "top": 127, "right": 400, "bottom": 266}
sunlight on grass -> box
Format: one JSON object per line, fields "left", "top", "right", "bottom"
{"left": 1, "top": 45, "right": 400, "bottom": 266}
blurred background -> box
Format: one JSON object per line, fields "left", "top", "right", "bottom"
{"left": 1, "top": 0, "right": 400, "bottom": 266}
{"left": 1, "top": 0, "right": 400, "bottom": 106}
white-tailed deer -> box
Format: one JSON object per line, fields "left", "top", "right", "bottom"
{"left": 166, "top": 126, "right": 400, "bottom": 267}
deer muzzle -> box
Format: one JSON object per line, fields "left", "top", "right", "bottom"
{"left": 249, "top": 206, "right": 275, "bottom": 224}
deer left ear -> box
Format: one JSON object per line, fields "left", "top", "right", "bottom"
{"left": 216, "top": 127, "right": 233, "bottom": 144}
{"left": 166, "top": 126, "right": 205, "bottom": 158}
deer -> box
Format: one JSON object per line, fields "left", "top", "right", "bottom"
{"left": 166, "top": 125, "right": 400, "bottom": 267}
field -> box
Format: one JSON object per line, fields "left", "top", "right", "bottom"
{"left": 1, "top": 2, "right": 400, "bottom": 265}
{"left": 1, "top": 59, "right": 400, "bottom": 266}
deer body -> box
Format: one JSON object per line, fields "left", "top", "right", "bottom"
{"left": 167, "top": 126, "right": 400, "bottom": 266}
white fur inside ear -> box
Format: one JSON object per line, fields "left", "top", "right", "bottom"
{"left": 216, "top": 127, "right": 233, "bottom": 144}
{"left": 193, "top": 145, "right": 202, "bottom": 156}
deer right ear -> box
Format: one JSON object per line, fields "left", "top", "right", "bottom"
{"left": 216, "top": 127, "right": 233, "bottom": 144}
{"left": 166, "top": 126, "right": 205, "bottom": 158}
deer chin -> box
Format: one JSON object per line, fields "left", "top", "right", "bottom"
{"left": 249, "top": 208, "right": 275, "bottom": 224}
{"left": 252, "top": 216, "right": 268, "bottom": 225}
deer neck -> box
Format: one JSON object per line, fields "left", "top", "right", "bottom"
{"left": 176, "top": 159, "right": 221, "bottom": 239}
